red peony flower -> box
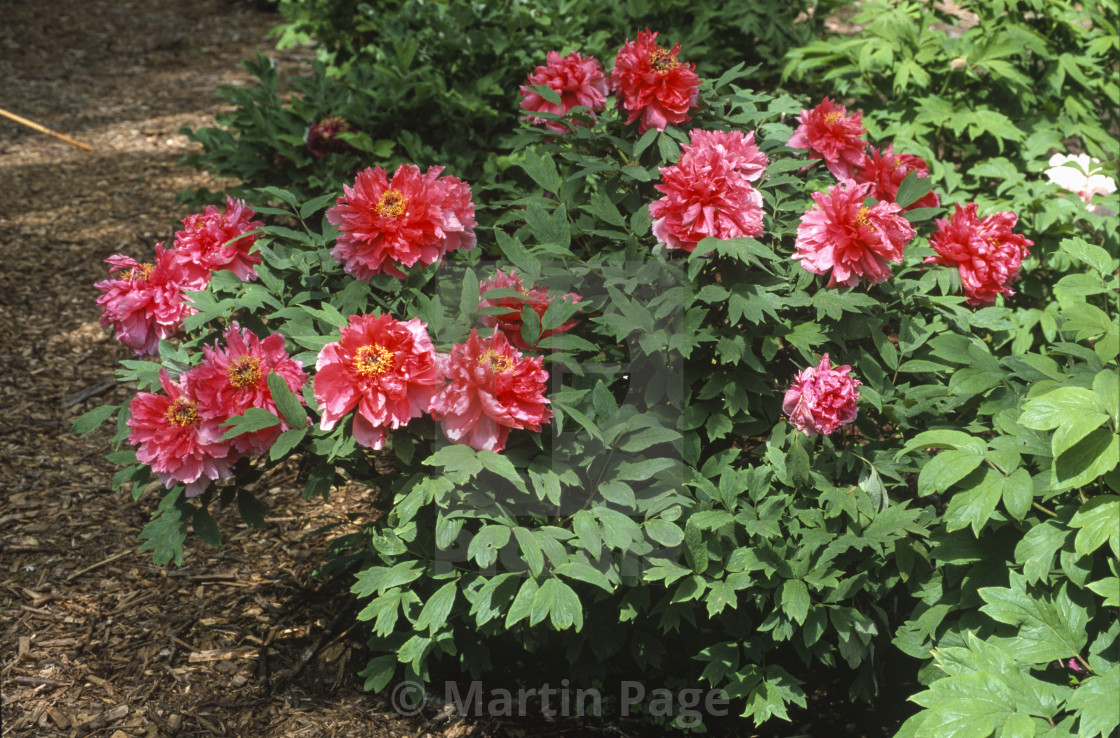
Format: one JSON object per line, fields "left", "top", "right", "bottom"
{"left": 650, "top": 142, "right": 765, "bottom": 253}
{"left": 327, "top": 164, "right": 477, "bottom": 279}
{"left": 925, "top": 203, "right": 1033, "bottom": 306}
{"left": 519, "top": 51, "right": 608, "bottom": 133}
{"left": 679, "top": 128, "right": 769, "bottom": 184}
{"left": 478, "top": 269, "right": 582, "bottom": 349}
{"left": 787, "top": 97, "right": 867, "bottom": 179}
{"left": 94, "top": 242, "right": 195, "bottom": 356}
{"left": 313, "top": 313, "right": 443, "bottom": 450}
{"left": 783, "top": 354, "right": 861, "bottom": 437}
{"left": 127, "top": 369, "right": 238, "bottom": 497}
{"left": 610, "top": 29, "right": 700, "bottom": 133}
{"left": 183, "top": 325, "right": 308, "bottom": 455}
{"left": 172, "top": 196, "right": 263, "bottom": 287}
{"left": 429, "top": 329, "right": 552, "bottom": 453}
{"left": 307, "top": 115, "right": 355, "bottom": 158}
{"left": 793, "top": 179, "right": 915, "bottom": 287}
{"left": 852, "top": 145, "right": 940, "bottom": 211}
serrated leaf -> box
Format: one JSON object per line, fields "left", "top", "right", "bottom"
{"left": 1069, "top": 496, "right": 1120, "bottom": 558}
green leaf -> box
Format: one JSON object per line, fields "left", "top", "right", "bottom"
{"left": 1053, "top": 428, "right": 1119, "bottom": 490}
{"left": 530, "top": 578, "right": 582, "bottom": 631}
{"left": 359, "top": 654, "right": 396, "bottom": 693}
{"left": 899, "top": 430, "right": 987, "bottom": 457}
{"left": 918, "top": 449, "right": 985, "bottom": 495}
{"left": 236, "top": 489, "right": 268, "bottom": 529}
{"left": 979, "top": 577, "right": 1088, "bottom": 663}
{"left": 505, "top": 577, "right": 539, "bottom": 627}
{"left": 1000, "top": 468, "right": 1033, "bottom": 522}
{"left": 1019, "top": 387, "right": 1105, "bottom": 431}
{"left": 192, "top": 508, "right": 222, "bottom": 547}
{"left": 780, "top": 579, "right": 810, "bottom": 625}
{"left": 413, "top": 581, "right": 457, "bottom": 633}
{"left": 1086, "top": 576, "right": 1120, "bottom": 607}
{"left": 71, "top": 405, "right": 118, "bottom": 436}
{"left": 459, "top": 267, "right": 479, "bottom": 318}
{"left": 1069, "top": 496, "right": 1120, "bottom": 558}
{"left": 1066, "top": 667, "right": 1120, "bottom": 738}
{"left": 555, "top": 561, "right": 613, "bottom": 593}
{"left": 467, "top": 525, "right": 510, "bottom": 569}
{"left": 1060, "top": 237, "right": 1114, "bottom": 276}
{"left": 219, "top": 407, "right": 281, "bottom": 440}
{"left": 895, "top": 170, "right": 933, "bottom": 209}
{"left": 525, "top": 83, "right": 561, "bottom": 106}
{"left": 513, "top": 528, "right": 545, "bottom": 577}
{"left": 520, "top": 150, "right": 562, "bottom": 193}
{"left": 267, "top": 371, "right": 307, "bottom": 428}
{"left": 477, "top": 450, "right": 528, "bottom": 493}
{"left": 139, "top": 488, "right": 189, "bottom": 567}
{"left": 944, "top": 469, "right": 1003, "bottom": 536}
{"left": 270, "top": 427, "right": 307, "bottom": 461}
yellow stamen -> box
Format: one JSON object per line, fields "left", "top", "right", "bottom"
{"left": 478, "top": 349, "right": 514, "bottom": 374}
{"left": 823, "top": 111, "right": 844, "bottom": 124}
{"left": 354, "top": 344, "right": 394, "bottom": 377}
{"left": 228, "top": 356, "right": 262, "bottom": 389}
{"left": 855, "top": 206, "right": 871, "bottom": 227}
{"left": 127, "top": 263, "right": 155, "bottom": 282}
{"left": 164, "top": 398, "right": 200, "bottom": 428}
{"left": 648, "top": 47, "right": 680, "bottom": 73}
{"left": 376, "top": 189, "right": 409, "bottom": 219}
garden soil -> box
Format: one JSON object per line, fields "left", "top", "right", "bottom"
{"left": 1, "top": 2, "right": 905, "bottom": 736}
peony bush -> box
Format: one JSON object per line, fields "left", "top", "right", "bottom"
{"left": 77, "top": 19, "right": 1118, "bottom": 737}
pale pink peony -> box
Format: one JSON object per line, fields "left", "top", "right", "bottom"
{"left": 172, "top": 196, "right": 263, "bottom": 287}
{"left": 94, "top": 243, "right": 195, "bottom": 356}
{"left": 852, "top": 145, "right": 940, "bottom": 211}
{"left": 313, "top": 313, "right": 443, "bottom": 450}
{"left": 184, "top": 325, "right": 309, "bottom": 455}
{"left": 610, "top": 29, "right": 700, "bottom": 133}
{"left": 127, "top": 369, "right": 239, "bottom": 497}
{"left": 783, "top": 354, "right": 861, "bottom": 437}
{"left": 793, "top": 179, "right": 915, "bottom": 287}
{"left": 519, "top": 51, "right": 608, "bottom": 133}
{"left": 650, "top": 144, "right": 766, "bottom": 253}
{"left": 327, "top": 164, "right": 477, "bottom": 279}
{"left": 307, "top": 115, "right": 355, "bottom": 158}
{"left": 429, "top": 329, "right": 552, "bottom": 453}
{"left": 925, "top": 203, "right": 1033, "bottom": 306}
{"left": 1045, "top": 153, "right": 1117, "bottom": 217}
{"left": 787, "top": 97, "right": 867, "bottom": 180}
{"left": 478, "top": 269, "right": 582, "bottom": 349}
{"left": 679, "top": 129, "right": 770, "bottom": 184}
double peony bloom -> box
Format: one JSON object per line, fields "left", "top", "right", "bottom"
{"left": 95, "top": 198, "right": 262, "bottom": 355}
{"left": 313, "top": 314, "right": 552, "bottom": 454}
{"left": 788, "top": 98, "right": 867, "bottom": 180}
{"left": 650, "top": 129, "right": 769, "bottom": 252}
{"left": 794, "top": 179, "right": 916, "bottom": 288}
{"left": 327, "top": 164, "right": 477, "bottom": 279}
{"left": 478, "top": 269, "right": 582, "bottom": 350}
{"left": 519, "top": 51, "right": 608, "bottom": 133}
{"left": 610, "top": 30, "right": 700, "bottom": 134}
{"left": 784, "top": 354, "right": 861, "bottom": 437}
{"left": 925, "top": 203, "right": 1033, "bottom": 305}
{"left": 128, "top": 326, "right": 307, "bottom": 496}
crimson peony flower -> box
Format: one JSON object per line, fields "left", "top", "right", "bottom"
{"left": 306, "top": 115, "right": 355, "bottom": 158}
{"left": 172, "top": 196, "right": 263, "bottom": 287}
{"left": 313, "top": 313, "right": 443, "bottom": 450}
{"left": 787, "top": 97, "right": 867, "bottom": 179}
{"left": 610, "top": 29, "right": 700, "bottom": 133}
{"left": 519, "top": 51, "right": 608, "bottom": 133}
{"left": 783, "top": 354, "right": 861, "bottom": 437}
{"left": 793, "top": 179, "right": 915, "bottom": 288}
{"left": 429, "top": 329, "right": 552, "bottom": 453}
{"left": 183, "top": 325, "right": 308, "bottom": 455}
{"left": 327, "top": 164, "right": 477, "bottom": 279}
{"left": 478, "top": 269, "right": 582, "bottom": 349}
{"left": 94, "top": 243, "right": 195, "bottom": 356}
{"left": 128, "top": 369, "right": 238, "bottom": 497}
{"left": 925, "top": 203, "right": 1033, "bottom": 306}
{"left": 853, "top": 145, "right": 940, "bottom": 211}
{"left": 650, "top": 143, "right": 765, "bottom": 253}
{"left": 679, "top": 129, "right": 769, "bottom": 184}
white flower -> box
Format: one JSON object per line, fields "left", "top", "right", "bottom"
{"left": 1045, "top": 153, "right": 1117, "bottom": 216}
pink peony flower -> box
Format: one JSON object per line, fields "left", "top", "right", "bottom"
{"left": 1045, "top": 153, "right": 1117, "bottom": 217}
{"left": 307, "top": 115, "right": 355, "bottom": 159}
{"left": 172, "top": 196, "right": 263, "bottom": 286}
{"left": 183, "top": 325, "right": 309, "bottom": 455}
{"left": 94, "top": 243, "right": 195, "bottom": 356}
{"left": 478, "top": 269, "right": 583, "bottom": 349}
{"left": 313, "top": 313, "right": 443, "bottom": 450}
{"left": 793, "top": 179, "right": 916, "bottom": 287}
{"left": 127, "top": 369, "right": 238, "bottom": 497}
{"left": 679, "top": 129, "right": 769, "bottom": 184}
{"left": 429, "top": 329, "right": 552, "bottom": 453}
{"left": 925, "top": 203, "right": 1033, "bottom": 306}
{"left": 610, "top": 29, "right": 700, "bottom": 133}
{"left": 787, "top": 97, "right": 867, "bottom": 180}
{"left": 853, "top": 145, "right": 940, "bottom": 211}
{"left": 783, "top": 354, "right": 861, "bottom": 437}
{"left": 519, "top": 51, "right": 608, "bottom": 133}
{"left": 327, "top": 164, "right": 477, "bottom": 279}
{"left": 650, "top": 142, "right": 766, "bottom": 253}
